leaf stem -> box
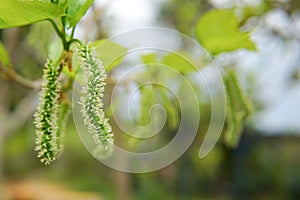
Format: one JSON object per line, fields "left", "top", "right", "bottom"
{"left": 50, "top": 0, "right": 58, "bottom": 5}
{"left": 48, "top": 19, "right": 69, "bottom": 50}
{"left": 61, "top": 17, "right": 66, "bottom": 36}
{"left": 68, "top": 39, "right": 82, "bottom": 47}
{"left": 70, "top": 25, "right": 76, "bottom": 39}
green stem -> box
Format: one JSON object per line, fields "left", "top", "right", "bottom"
{"left": 48, "top": 19, "right": 68, "bottom": 50}
{"left": 50, "top": 0, "right": 58, "bottom": 4}
{"left": 68, "top": 39, "right": 82, "bottom": 47}
{"left": 61, "top": 17, "right": 66, "bottom": 36}
{"left": 70, "top": 26, "right": 76, "bottom": 39}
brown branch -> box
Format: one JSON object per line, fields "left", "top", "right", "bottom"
{"left": 0, "top": 65, "right": 42, "bottom": 89}
{"left": 5, "top": 91, "right": 38, "bottom": 137}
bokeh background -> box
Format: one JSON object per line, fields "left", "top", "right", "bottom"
{"left": 1, "top": 0, "right": 300, "bottom": 199}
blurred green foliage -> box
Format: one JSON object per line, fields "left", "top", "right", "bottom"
{"left": 1, "top": 0, "right": 300, "bottom": 199}
{"left": 195, "top": 9, "right": 256, "bottom": 55}
{"left": 90, "top": 39, "right": 128, "bottom": 71}
{"left": 0, "top": 42, "right": 11, "bottom": 67}
{"left": 4, "top": 121, "right": 300, "bottom": 199}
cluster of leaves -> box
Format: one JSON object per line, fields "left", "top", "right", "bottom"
{"left": 133, "top": 9, "right": 256, "bottom": 148}
{"left": 137, "top": 53, "right": 181, "bottom": 130}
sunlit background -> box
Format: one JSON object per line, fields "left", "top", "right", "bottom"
{"left": 1, "top": 0, "right": 300, "bottom": 199}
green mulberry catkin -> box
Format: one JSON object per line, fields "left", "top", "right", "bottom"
{"left": 56, "top": 97, "right": 71, "bottom": 156}
{"left": 137, "top": 85, "right": 155, "bottom": 126}
{"left": 223, "top": 69, "right": 253, "bottom": 148}
{"left": 160, "top": 88, "right": 179, "bottom": 130}
{"left": 77, "top": 45, "right": 114, "bottom": 153}
{"left": 34, "top": 59, "right": 61, "bottom": 165}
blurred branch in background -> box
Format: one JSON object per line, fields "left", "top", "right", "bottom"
{"left": 0, "top": 66, "right": 41, "bottom": 89}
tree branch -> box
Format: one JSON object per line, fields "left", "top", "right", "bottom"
{"left": 0, "top": 65, "right": 42, "bottom": 89}
{"left": 6, "top": 91, "right": 38, "bottom": 136}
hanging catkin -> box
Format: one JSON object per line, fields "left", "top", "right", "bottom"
{"left": 34, "top": 59, "right": 61, "bottom": 165}
{"left": 223, "top": 69, "right": 253, "bottom": 148}
{"left": 77, "top": 45, "right": 114, "bottom": 153}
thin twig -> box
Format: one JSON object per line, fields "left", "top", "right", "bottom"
{"left": 0, "top": 65, "right": 42, "bottom": 89}
{"left": 6, "top": 90, "right": 38, "bottom": 136}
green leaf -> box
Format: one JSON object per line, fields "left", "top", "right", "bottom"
{"left": 223, "top": 70, "right": 253, "bottom": 148}
{"left": 90, "top": 39, "right": 128, "bottom": 71}
{"left": 0, "top": 42, "right": 11, "bottom": 67}
{"left": 141, "top": 53, "right": 158, "bottom": 64}
{"left": 58, "top": 0, "right": 69, "bottom": 12}
{"left": 66, "top": 0, "right": 94, "bottom": 28}
{"left": 26, "top": 21, "right": 55, "bottom": 61}
{"left": 195, "top": 9, "right": 256, "bottom": 55}
{"left": 161, "top": 52, "right": 197, "bottom": 73}
{"left": 0, "top": 0, "right": 65, "bottom": 29}
{"left": 49, "top": 38, "right": 63, "bottom": 62}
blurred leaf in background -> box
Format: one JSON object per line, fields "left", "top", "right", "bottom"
{"left": 0, "top": 42, "right": 11, "bottom": 67}
{"left": 195, "top": 9, "right": 256, "bottom": 55}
